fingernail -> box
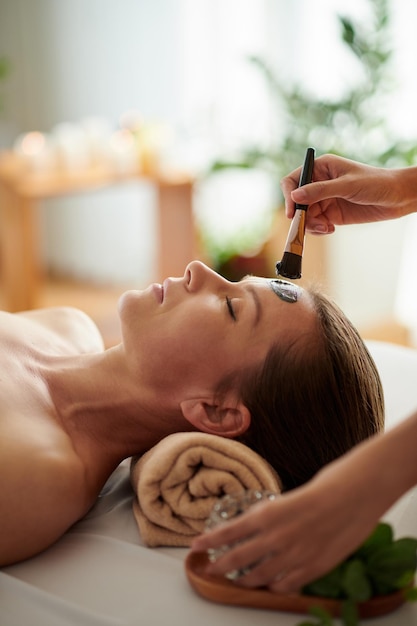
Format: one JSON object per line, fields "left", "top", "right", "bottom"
{"left": 312, "top": 224, "right": 328, "bottom": 233}
{"left": 292, "top": 189, "right": 307, "bottom": 202}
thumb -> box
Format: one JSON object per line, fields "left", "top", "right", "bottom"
{"left": 291, "top": 179, "right": 346, "bottom": 205}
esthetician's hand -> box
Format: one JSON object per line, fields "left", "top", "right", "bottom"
{"left": 191, "top": 466, "right": 380, "bottom": 593}
{"left": 191, "top": 412, "right": 417, "bottom": 592}
{"left": 281, "top": 154, "right": 417, "bottom": 234}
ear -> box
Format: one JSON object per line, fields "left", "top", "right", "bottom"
{"left": 180, "top": 394, "right": 251, "bottom": 438}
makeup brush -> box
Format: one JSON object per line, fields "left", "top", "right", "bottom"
{"left": 276, "top": 147, "right": 315, "bottom": 279}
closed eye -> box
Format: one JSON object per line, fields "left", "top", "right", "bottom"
{"left": 226, "top": 296, "right": 237, "bottom": 321}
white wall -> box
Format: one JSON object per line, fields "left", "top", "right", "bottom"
{"left": 0, "top": 0, "right": 184, "bottom": 286}
{"left": 0, "top": 0, "right": 183, "bottom": 130}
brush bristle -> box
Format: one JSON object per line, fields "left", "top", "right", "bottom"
{"left": 275, "top": 252, "right": 302, "bottom": 279}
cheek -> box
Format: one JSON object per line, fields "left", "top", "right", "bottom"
{"left": 154, "top": 319, "right": 236, "bottom": 382}
{"left": 139, "top": 332, "right": 231, "bottom": 393}
{"left": 161, "top": 318, "right": 226, "bottom": 364}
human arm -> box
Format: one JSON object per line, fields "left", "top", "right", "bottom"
{"left": 191, "top": 410, "right": 417, "bottom": 592}
{"left": 280, "top": 154, "right": 417, "bottom": 234}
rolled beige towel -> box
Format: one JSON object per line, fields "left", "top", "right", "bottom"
{"left": 130, "top": 432, "right": 281, "bottom": 547}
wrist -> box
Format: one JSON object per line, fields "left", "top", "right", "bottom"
{"left": 313, "top": 419, "right": 417, "bottom": 520}
{"left": 393, "top": 166, "right": 417, "bottom": 216}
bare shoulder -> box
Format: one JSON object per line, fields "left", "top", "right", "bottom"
{"left": 0, "top": 434, "right": 90, "bottom": 566}
{"left": 17, "top": 306, "right": 105, "bottom": 354}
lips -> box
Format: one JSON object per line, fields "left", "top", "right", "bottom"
{"left": 152, "top": 283, "right": 164, "bottom": 303}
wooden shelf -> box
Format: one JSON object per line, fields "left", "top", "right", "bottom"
{"left": 0, "top": 152, "right": 197, "bottom": 312}
{"left": 0, "top": 152, "right": 192, "bottom": 198}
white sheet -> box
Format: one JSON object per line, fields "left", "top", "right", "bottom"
{"left": 2, "top": 340, "right": 417, "bottom": 626}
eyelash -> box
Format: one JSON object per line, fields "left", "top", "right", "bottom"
{"left": 226, "top": 296, "right": 237, "bottom": 321}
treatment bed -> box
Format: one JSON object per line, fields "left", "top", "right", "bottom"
{"left": 2, "top": 340, "right": 417, "bottom": 626}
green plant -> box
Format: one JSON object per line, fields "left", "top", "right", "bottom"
{"left": 297, "top": 522, "right": 417, "bottom": 626}
{"left": 211, "top": 0, "right": 417, "bottom": 181}
{"left": 202, "top": 0, "right": 417, "bottom": 272}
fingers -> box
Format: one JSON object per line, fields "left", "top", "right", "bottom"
{"left": 267, "top": 548, "right": 343, "bottom": 594}
{"left": 200, "top": 529, "right": 322, "bottom": 592}
{"left": 191, "top": 518, "right": 256, "bottom": 554}
{"left": 281, "top": 176, "right": 342, "bottom": 234}
{"left": 225, "top": 533, "right": 320, "bottom": 591}
{"left": 306, "top": 214, "right": 336, "bottom": 235}
{"left": 190, "top": 486, "right": 342, "bottom": 593}
{"left": 281, "top": 153, "right": 358, "bottom": 215}
{"left": 268, "top": 565, "right": 316, "bottom": 594}
{"left": 291, "top": 179, "right": 342, "bottom": 206}
{"left": 192, "top": 499, "right": 271, "bottom": 553}
{"left": 307, "top": 222, "right": 334, "bottom": 235}
{"left": 215, "top": 540, "right": 339, "bottom": 594}
{"left": 280, "top": 171, "right": 300, "bottom": 218}
{"left": 280, "top": 170, "right": 339, "bottom": 217}
{"left": 205, "top": 533, "right": 277, "bottom": 583}
{"left": 230, "top": 546, "right": 294, "bottom": 589}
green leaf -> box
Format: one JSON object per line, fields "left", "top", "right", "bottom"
{"left": 366, "top": 522, "right": 394, "bottom": 548}
{"left": 341, "top": 559, "right": 372, "bottom": 602}
{"left": 308, "top": 605, "right": 334, "bottom": 625}
{"left": 341, "top": 599, "right": 359, "bottom": 626}
{"left": 354, "top": 522, "right": 393, "bottom": 560}
{"left": 303, "top": 566, "right": 343, "bottom": 599}
{"left": 298, "top": 521, "right": 417, "bottom": 626}
{"left": 339, "top": 16, "right": 355, "bottom": 45}
{"left": 405, "top": 587, "right": 417, "bottom": 602}
{"left": 396, "top": 570, "right": 416, "bottom": 588}
{"left": 367, "top": 538, "right": 417, "bottom": 593}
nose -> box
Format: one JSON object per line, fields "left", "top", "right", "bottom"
{"left": 185, "top": 260, "right": 230, "bottom": 292}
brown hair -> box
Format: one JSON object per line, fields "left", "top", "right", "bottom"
{"left": 231, "top": 288, "right": 384, "bottom": 491}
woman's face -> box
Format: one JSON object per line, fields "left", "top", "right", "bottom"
{"left": 118, "top": 261, "right": 316, "bottom": 398}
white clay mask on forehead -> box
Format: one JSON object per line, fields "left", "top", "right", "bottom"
{"left": 268, "top": 279, "right": 299, "bottom": 303}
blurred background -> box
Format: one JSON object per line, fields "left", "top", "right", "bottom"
{"left": 1, "top": 0, "right": 417, "bottom": 347}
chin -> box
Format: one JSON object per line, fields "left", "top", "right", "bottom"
{"left": 117, "top": 290, "right": 140, "bottom": 327}
{"left": 118, "top": 289, "right": 142, "bottom": 309}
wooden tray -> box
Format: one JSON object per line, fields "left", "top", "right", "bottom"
{"left": 185, "top": 551, "right": 408, "bottom": 619}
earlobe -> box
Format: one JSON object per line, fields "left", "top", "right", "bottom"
{"left": 180, "top": 396, "right": 251, "bottom": 438}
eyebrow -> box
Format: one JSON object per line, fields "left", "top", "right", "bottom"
{"left": 246, "top": 284, "right": 261, "bottom": 327}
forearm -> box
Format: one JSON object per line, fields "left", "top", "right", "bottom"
{"left": 368, "top": 410, "right": 417, "bottom": 500}
{"left": 391, "top": 166, "right": 417, "bottom": 217}
{"left": 315, "top": 409, "right": 417, "bottom": 520}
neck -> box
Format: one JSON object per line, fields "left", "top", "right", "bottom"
{"left": 44, "top": 345, "right": 192, "bottom": 470}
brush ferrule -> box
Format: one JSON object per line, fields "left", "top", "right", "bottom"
{"left": 283, "top": 208, "right": 306, "bottom": 257}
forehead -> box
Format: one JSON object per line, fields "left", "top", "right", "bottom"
{"left": 243, "top": 276, "right": 316, "bottom": 335}
{"left": 268, "top": 279, "right": 300, "bottom": 303}
{"left": 243, "top": 276, "right": 310, "bottom": 305}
